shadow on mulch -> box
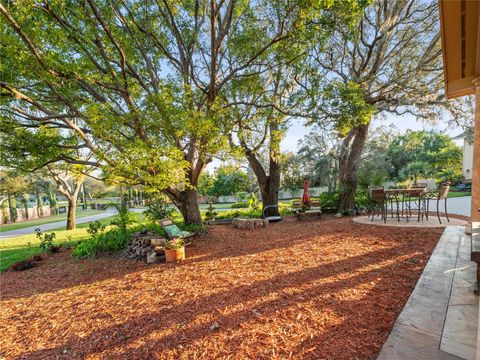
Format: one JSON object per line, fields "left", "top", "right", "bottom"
{"left": 1, "top": 216, "right": 447, "bottom": 359}
{"left": 2, "top": 216, "right": 382, "bottom": 300}
{"left": 14, "top": 247, "right": 431, "bottom": 360}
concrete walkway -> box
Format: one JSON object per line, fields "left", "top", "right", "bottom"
{"left": 0, "top": 208, "right": 145, "bottom": 239}
{"left": 377, "top": 226, "right": 478, "bottom": 360}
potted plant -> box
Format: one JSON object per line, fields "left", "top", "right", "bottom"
{"left": 164, "top": 238, "right": 185, "bottom": 263}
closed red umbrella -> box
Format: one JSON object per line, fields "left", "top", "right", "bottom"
{"left": 302, "top": 177, "right": 310, "bottom": 205}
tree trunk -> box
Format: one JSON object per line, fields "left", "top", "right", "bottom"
{"left": 66, "top": 197, "right": 76, "bottom": 230}
{"left": 166, "top": 189, "right": 203, "bottom": 225}
{"left": 245, "top": 152, "right": 281, "bottom": 217}
{"left": 259, "top": 181, "right": 280, "bottom": 216}
{"left": 338, "top": 123, "right": 369, "bottom": 213}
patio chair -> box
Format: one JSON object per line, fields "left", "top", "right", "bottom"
{"left": 262, "top": 205, "right": 282, "bottom": 222}
{"left": 368, "top": 186, "right": 387, "bottom": 223}
{"left": 158, "top": 218, "right": 195, "bottom": 240}
{"left": 424, "top": 183, "right": 451, "bottom": 224}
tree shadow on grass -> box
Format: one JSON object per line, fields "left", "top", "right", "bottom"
{"left": 10, "top": 243, "right": 436, "bottom": 359}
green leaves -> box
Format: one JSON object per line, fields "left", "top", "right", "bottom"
{"left": 321, "top": 81, "right": 374, "bottom": 136}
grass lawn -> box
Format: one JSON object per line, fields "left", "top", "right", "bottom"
{"left": 0, "top": 212, "right": 149, "bottom": 272}
{"left": 0, "top": 209, "right": 105, "bottom": 232}
{"left": 0, "top": 228, "right": 92, "bottom": 272}
{"left": 448, "top": 191, "right": 471, "bottom": 198}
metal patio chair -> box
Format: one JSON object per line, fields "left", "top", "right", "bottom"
{"left": 424, "top": 183, "right": 451, "bottom": 224}
{"left": 368, "top": 186, "right": 387, "bottom": 223}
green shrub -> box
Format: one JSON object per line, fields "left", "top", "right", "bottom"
{"left": 73, "top": 229, "right": 129, "bottom": 258}
{"left": 355, "top": 190, "right": 371, "bottom": 211}
{"left": 35, "top": 228, "right": 57, "bottom": 252}
{"left": 204, "top": 203, "right": 217, "bottom": 220}
{"left": 230, "top": 201, "right": 249, "bottom": 209}
{"left": 319, "top": 191, "right": 340, "bottom": 212}
{"left": 87, "top": 220, "right": 106, "bottom": 237}
{"left": 143, "top": 195, "right": 174, "bottom": 223}
{"left": 73, "top": 223, "right": 165, "bottom": 258}
{"left": 180, "top": 222, "right": 207, "bottom": 234}
{"left": 110, "top": 202, "right": 135, "bottom": 235}
{"left": 318, "top": 190, "right": 372, "bottom": 213}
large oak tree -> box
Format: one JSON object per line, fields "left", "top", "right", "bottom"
{"left": 0, "top": 0, "right": 355, "bottom": 224}
{"left": 1, "top": 0, "right": 369, "bottom": 223}
{"left": 309, "top": 0, "right": 471, "bottom": 212}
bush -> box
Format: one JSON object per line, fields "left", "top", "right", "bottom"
{"left": 110, "top": 202, "right": 135, "bottom": 235}
{"left": 319, "top": 191, "right": 340, "bottom": 212}
{"left": 143, "top": 195, "right": 174, "bottom": 222}
{"left": 73, "top": 223, "right": 165, "bottom": 258}
{"left": 35, "top": 228, "right": 57, "bottom": 253}
{"left": 230, "top": 201, "right": 249, "bottom": 209}
{"left": 73, "top": 229, "right": 129, "bottom": 258}
{"left": 318, "top": 190, "right": 372, "bottom": 213}
{"left": 87, "top": 221, "right": 106, "bottom": 237}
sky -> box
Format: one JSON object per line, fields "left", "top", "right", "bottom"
{"left": 206, "top": 112, "right": 467, "bottom": 172}
{"left": 280, "top": 113, "right": 466, "bottom": 153}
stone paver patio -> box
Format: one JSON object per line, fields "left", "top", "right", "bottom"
{"left": 377, "top": 226, "right": 478, "bottom": 360}
{"left": 354, "top": 215, "right": 467, "bottom": 228}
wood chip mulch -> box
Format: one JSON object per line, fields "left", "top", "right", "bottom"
{"left": 0, "top": 216, "right": 447, "bottom": 359}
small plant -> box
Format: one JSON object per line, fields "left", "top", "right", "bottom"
{"left": 35, "top": 228, "right": 58, "bottom": 253}
{"left": 87, "top": 221, "right": 106, "bottom": 237}
{"left": 110, "top": 199, "right": 135, "bottom": 235}
{"left": 205, "top": 203, "right": 218, "bottom": 220}
{"left": 143, "top": 194, "right": 174, "bottom": 223}
{"left": 164, "top": 238, "right": 185, "bottom": 250}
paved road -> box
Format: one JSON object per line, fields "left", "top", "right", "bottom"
{"left": 0, "top": 208, "right": 145, "bottom": 239}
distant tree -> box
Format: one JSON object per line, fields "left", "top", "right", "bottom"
{"left": 21, "top": 193, "right": 30, "bottom": 220}
{"left": 0, "top": 171, "right": 30, "bottom": 223}
{"left": 209, "top": 166, "right": 250, "bottom": 197}
{"left": 357, "top": 125, "right": 396, "bottom": 191}
{"left": 280, "top": 152, "right": 304, "bottom": 196}
{"left": 387, "top": 131, "right": 462, "bottom": 181}
{"left": 399, "top": 161, "right": 432, "bottom": 186}
{"left": 47, "top": 165, "right": 85, "bottom": 230}
{"left": 196, "top": 173, "right": 215, "bottom": 197}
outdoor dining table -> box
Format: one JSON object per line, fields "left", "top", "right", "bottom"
{"left": 384, "top": 188, "right": 429, "bottom": 222}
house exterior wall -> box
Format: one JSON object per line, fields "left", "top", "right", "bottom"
{"left": 463, "top": 139, "right": 474, "bottom": 181}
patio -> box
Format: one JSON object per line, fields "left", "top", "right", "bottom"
{"left": 353, "top": 215, "right": 468, "bottom": 228}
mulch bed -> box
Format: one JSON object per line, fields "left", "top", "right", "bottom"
{"left": 0, "top": 216, "right": 448, "bottom": 359}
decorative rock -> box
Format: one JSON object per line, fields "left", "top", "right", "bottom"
{"left": 147, "top": 251, "right": 164, "bottom": 263}
{"left": 123, "top": 231, "right": 170, "bottom": 263}
{"left": 209, "top": 322, "right": 220, "bottom": 331}
{"left": 234, "top": 218, "right": 268, "bottom": 230}
{"left": 151, "top": 238, "right": 166, "bottom": 247}
{"left": 154, "top": 246, "right": 165, "bottom": 255}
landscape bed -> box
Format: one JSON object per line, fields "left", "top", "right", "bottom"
{"left": 1, "top": 216, "right": 444, "bottom": 359}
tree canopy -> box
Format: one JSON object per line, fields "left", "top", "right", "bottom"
{"left": 0, "top": 0, "right": 367, "bottom": 223}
